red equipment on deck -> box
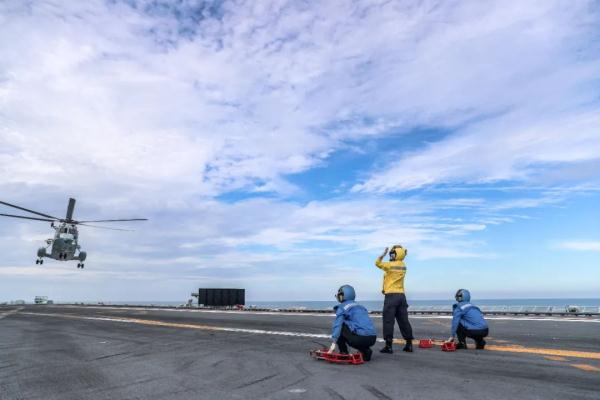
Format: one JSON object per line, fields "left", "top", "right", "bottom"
{"left": 441, "top": 341, "right": 457, "bottom": 352}
{"left": 419, "top": 339, "right": 434, "bottom": 348}
{"left": 310, "top": 349, "right": 364, "bottom": 365}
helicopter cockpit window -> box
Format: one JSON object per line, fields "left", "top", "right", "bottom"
{"left": 59, "top": 226, "right": 75, "bottom": 240}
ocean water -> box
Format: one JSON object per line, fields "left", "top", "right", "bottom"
{"left": 80, "top": 298, "right": 600, "bottom": 311}
{"left": 245, "top": 298, "right": 600, "bottom": 311}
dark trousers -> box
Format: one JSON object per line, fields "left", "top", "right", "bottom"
{"left": 382, "top": 293, "right": 414, "bottom": 341}
{"left": 456, "top": 324, "right": 488, "bottom": 345}
{"left": 336, "top": 324, "right": 377, "bottom": 354}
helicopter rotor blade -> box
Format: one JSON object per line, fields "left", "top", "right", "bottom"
{"left": 78, "top": 223, "right": 134, "bottom": 231}
{"left": 0, "top": 200, "right": 59, "bottom": 220}
{"left": 75, "top": 218, "right": 148, "bottom": 223}
{"left": 65, "top": 198, "right": 76, "bottom": 221}
{"left": 0, "top": 213, "right": 56, "bottom": 222}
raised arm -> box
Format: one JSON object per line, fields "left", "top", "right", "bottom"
{"left": 375, "top": 247, "right": 391, "bottom": 270}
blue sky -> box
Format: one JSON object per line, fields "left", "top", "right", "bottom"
{"left": 0, "top": 0, "right": 599, "bottom": 302}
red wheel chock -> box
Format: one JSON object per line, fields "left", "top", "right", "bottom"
{"left": 419, "top": 339, "right": 434, "bottom": 348}
{"left": 310, "top": 349, "right": 364, "bottom": 365}
{"left": 441, "top": 341, "right": 457, "bottom": 352}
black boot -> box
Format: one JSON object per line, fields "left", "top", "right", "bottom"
{"left": 402, "top": 340, "right": 413, "bottom": 353}
{"left": 456, "top": 341, "right": 468, "bottom": 349}
{"left": 337, "top": 342, "right": 349, "bottom": 355}
{"left": 475, "top": 339, "right": 486, "bottom": 350}
{"left": 380, "top": 340, "right": 393, "bottom": 354}
{"left": 361, "top": 348, "right": 373, "bottom": 361}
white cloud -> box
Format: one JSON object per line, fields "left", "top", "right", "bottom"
{"left": 2, "top": 1, "right": 597, "bottom": 201}
{"left": 1, "top": 1, "right": 598, "bottom": 300}
{"left": 557, "top": 241, "right": 600, "bottom": 251}
{"left": 354, "top": 112, "right": 600, "bottom": 192}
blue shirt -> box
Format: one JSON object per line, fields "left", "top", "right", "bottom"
{"left": 331, "top": 300, "right": 377, "bottom": 339}
{"left": 451, "top": 302, "right": 488, "bottom": 335}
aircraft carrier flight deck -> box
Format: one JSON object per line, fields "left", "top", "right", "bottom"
{"left": 1, "top": 304, "right": 599, "bottom": 400}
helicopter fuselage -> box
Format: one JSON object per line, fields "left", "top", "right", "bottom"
{"left": 37, "top": 223, "right": 86, "bottom": 263}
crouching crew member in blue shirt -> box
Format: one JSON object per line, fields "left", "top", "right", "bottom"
{"left": 329, "top": 285, "right": 378, "bottom": 361}
{"left": 447, "top": 289, "right": 489, "bottom": 349}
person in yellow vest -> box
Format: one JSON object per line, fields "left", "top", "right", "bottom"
{"left": 375, "top": 245, "right": 414, "bottom": 353}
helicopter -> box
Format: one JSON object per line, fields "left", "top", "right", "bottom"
{"left": 0, "top": 198, "right": 147, "bottom": 269}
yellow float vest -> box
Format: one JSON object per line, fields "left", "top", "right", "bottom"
{"left": 375, "top": 247, "right": 407, "bottom": 294}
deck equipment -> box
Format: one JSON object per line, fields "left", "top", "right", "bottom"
{"left": 309, "top": 349, "right": 364, "bottom": 365}
{"left": 441, "top": 341, "right": 457, "bottom": 352}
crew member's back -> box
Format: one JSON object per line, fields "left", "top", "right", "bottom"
{"left": 450, "top": 289, "right": 489, "bottom": 349}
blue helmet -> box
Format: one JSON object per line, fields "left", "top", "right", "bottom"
{"left": 336, "top": 285, "right": 356, "bottom": 303}
{"left": 455, "top": 289, "right": 471, "bottom": 303}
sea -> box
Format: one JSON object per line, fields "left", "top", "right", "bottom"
{"left": 73, "top": 298, "right": 600, "bottom": 311}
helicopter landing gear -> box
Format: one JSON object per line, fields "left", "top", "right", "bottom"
{"left": 36, "top": 258, "right": 43, "bottom": 265}
{"left": 77, "top": 263, "right": 84, "bottom": 269}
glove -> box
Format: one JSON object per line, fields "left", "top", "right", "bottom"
{"left": 327, "top": 342, "right": 337, "bottom": 354}
{"left": 445, "top": 336, "right": 455, "bottom": 343}
{"left": 379, "top": 247, "right": 389, "bottom": 258}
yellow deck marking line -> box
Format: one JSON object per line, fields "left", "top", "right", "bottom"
{"left": 545, "top": 356, "right": 568, "bottom": 361}
{"left": 569, "top": 364, "right": 600, "bottom": 372}
{"left": 20, "top": 312, "right": 331, "bottom": 339}
{"left": 483, "top": 345, "right": 600, "bottom": 360}
{"left": 20, "top": 311, "right": 600, "bottom": 360}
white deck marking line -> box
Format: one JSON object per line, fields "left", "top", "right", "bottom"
{"left": 51, "top": 306, "right": 600, "bottom": 323}
{"left": 20, "top": 311, "right": 600, "bottom": 360}
{"left": 20, "top": 312, "right": 331, "bottom": 339}
{"left": 0, "top": 307, "right": 23, "bottom": 320}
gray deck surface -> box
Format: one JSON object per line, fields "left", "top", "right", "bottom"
{"left": 1, "top": 305, "right": 599, "bottom": 400}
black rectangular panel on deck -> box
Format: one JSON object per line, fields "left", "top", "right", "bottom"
{"left": 193, "top": 288, "right": 245, "bottom": 306}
